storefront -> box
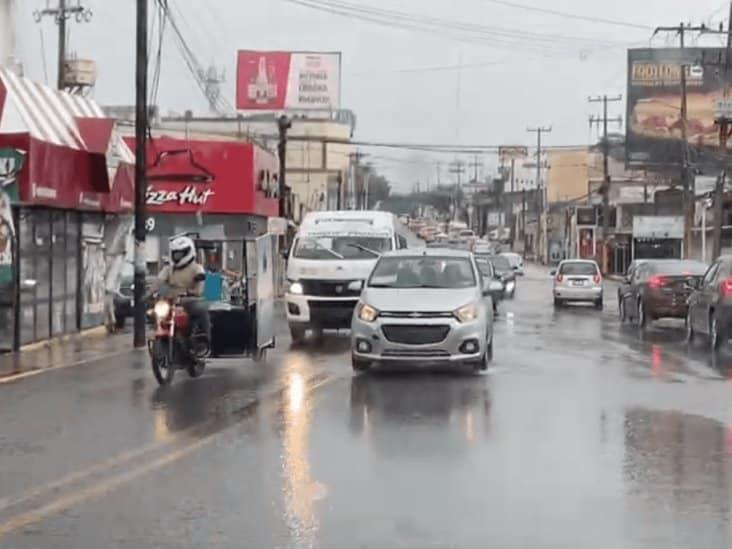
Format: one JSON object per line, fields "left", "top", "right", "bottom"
{"left": 632, "top": 215, "right": 683, "bottom": 261}
{"left": 126, "top": 135, "right": 279, "bottom": 272}
{"left": 0, "top": 68, "right": 134, "bottom": 350}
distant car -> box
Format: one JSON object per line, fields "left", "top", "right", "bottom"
{"left": 686, "top": 256, "right": 732, "bottom": 349}
{"left": 483, "top": 254, "right": 516, "bottom": 298}
{"left": 620, "top": 259, "right": 707, "bottom": 328}
{"left": 500, "top": 252, "right": 524, "bottom": 276}
{"left": 551, "top": 260, "right": 603, "bottom": 309}
{"left": 350, "top": 248, "right": 497, "bottom": 373}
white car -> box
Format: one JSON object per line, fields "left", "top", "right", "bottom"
{"left": 550, "top": 260, "right": 603, "bottom": 309}
{"left": 500, "top": 252, "right": 524, "bottom": 276}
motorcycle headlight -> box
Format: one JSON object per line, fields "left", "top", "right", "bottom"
{"left": 357, "top": 302, "right": 379, "bottom": 323}
{"left": 454, "top": 302, "right": 479, "bottom": 323}
{"left": 154, "top": 300, "right": 171, "bottom": 320}
{"left": 289, "top": 281, "right": 304, "bottom": 295}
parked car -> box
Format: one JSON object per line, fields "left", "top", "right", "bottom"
{"left": 551, "top": 260, "right": 603, "bottom": 308}
{"left": 350, "top": 248, "right": 498, "bottom": 373}
{"left": 500, "top": 252, "right": 524, "bottom": 276}
{"left": 480, "top": 253, "right": 516, "bottom": 298}
{"left": 619, "top": 259, "right": 707, "bottom": 328}
{"left": 617, "top": 260, "right": 646, "bottom": 320}
{"left": 686, "top": 255, "right": 732, "bottom": 349}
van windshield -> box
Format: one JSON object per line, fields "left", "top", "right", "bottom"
{"left": 293, "top": 235, "right": 393, "bottom": 260}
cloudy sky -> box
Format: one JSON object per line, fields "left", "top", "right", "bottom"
{"left": 13, "top": 0, "right": 732, "bottom": 190}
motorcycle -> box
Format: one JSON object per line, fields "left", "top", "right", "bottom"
{"left": 147, "top": 291, "right": 208, "bottom": 386}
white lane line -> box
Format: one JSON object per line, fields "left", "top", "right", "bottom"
{"left": 0, "top": 349, "right": 140, "bottom": 385}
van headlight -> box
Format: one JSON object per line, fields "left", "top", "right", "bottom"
{"left": 154, "top": 300, "right": 171, "bottom": 320}
{"left": 357, "top": 302, "right": 379, "bottom": 323}
{"left": 289, "top": 281, "right": 304, "bottom": 295}
{"left": 454, "top": 302, "right": 479, "bottom": 323}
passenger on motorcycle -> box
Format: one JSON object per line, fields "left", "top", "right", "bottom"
{"left": 151, "top": 236, "right": 211, "bottom": 350}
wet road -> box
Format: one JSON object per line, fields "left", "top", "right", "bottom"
{"left": 3, "top": 265, "right": 732, "bottom": 548}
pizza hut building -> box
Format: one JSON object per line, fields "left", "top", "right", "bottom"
{"left": 125, "top": 135, "right": 278, "bottom": 274}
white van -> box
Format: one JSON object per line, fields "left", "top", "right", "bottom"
{"left": 286, "top": 210, "right": 420, "bottom": 343}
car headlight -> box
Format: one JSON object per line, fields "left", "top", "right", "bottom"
{"left": 454, "top": 302, "right": 479, "bottom": 323}
{"left": 357, "top": 302, "right": 379, "bottom": 323}
{"left": 289, "top": 281, "right": 304, "bottom": 295}
{"left": 505, "top": 280, "right": 515, "bottom": 292}
{"left": 154, "top": 300, "right": 171, "bottom": 320}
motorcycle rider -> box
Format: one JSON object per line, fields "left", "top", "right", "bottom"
{"left": 152, "top": 235, "right": 211, "bottom": 353}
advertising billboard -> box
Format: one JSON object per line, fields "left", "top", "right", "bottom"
{"left": 236, "top": 51, "right": 341, "bottom": 111}
{"left": 627, "top": 47, "right": 726, "bottom": 168}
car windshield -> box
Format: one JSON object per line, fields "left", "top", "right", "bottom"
{"left": 293, "top": 235, "right": 392, "bottom": 260}
{"left": 648, "top": 260, "right": 707, "bottom": 276}
{"left": 475, "top": 259, "right": 494, "bottom": 278}
{"left": 369, "top": 256, "right": 476, "bottom": 289}
{"left": 489, "top": 256, "right": 512, "bottom": 271}
{"left": 559, "top": 262, "right": 598, "bottom": 275}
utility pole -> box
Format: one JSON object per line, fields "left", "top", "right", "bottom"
{"left": 654, "top": 23, "right": 707, "bottom": 259}
{"left": 133, "top": 0, "right": 148, "bottom": 348}
{"left": 468, "top": 155, "right": 482, "bottom": 182}
{"left": 348, "top": 151, "right": 367, "bottom": 210}
{"left": 700, "top": 7, "right": 732, "bottom": 259}
{"left": 589, "top": 94, "right": 623, "bottom": 273}
{"left": 33, "top": 0, "right": 92, "bottom": 90}
{"left": 449, "top": 159, "right": 466, "bottom": 221}
{"left": 527, "top": 126, "right": 551, "bottom": 263}
{"left": 277, "top": 115, "right": 292, "bottom": 218}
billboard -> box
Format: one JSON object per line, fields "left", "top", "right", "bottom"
{"left": 236, "top": 51, "right": 341, "bottom": 111}
{"left": 627, "top": 47, "right": 726, "bottom": 168}
{"left": 498, "top": 146, "right": 528, "bottom": 160}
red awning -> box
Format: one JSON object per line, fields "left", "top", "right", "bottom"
{"left": 0, "top": 69, "right": 135, "bottom": 210}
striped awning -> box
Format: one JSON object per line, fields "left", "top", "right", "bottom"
{"left": 0, "top": 68, "right": 134, "bottom": 164}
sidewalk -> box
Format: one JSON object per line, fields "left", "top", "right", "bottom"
{"left": 0, "top": 328, "right": 136, "bottom": 382}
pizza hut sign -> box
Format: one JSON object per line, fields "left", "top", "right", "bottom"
{"left": 146, "top": 185, "right": 214, "bottom": 206}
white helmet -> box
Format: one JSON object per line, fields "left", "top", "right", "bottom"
{"left": 169, "top": 236, "right": 196, "bottom": 270}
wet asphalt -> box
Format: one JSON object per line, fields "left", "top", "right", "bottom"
{"left": 3, "top": 265, "right": 732, "bottom": 548}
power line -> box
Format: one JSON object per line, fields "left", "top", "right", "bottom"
{"left": 284, "top": 0, "right": 633, "bottom": 58}
{"left": 348, "top": 60, "right": 504, "bottom": 76}
{"left": 483, "top": 0, "right": 652, "bottom": 30}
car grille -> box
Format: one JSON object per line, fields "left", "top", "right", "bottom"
{"left": 381, "top": 324, "right": 450, "bottom": 345}
{"left": 300, "top": 279, "right": 361, "bottom": 297}
{"left": 308, "top": 300, "right": 358, "bottom": 327}
{"left": 380, "top": 311, "right": 453, "bottom": 319}
{"left": 382, "top": 349, "right": 450, "bottom": 358}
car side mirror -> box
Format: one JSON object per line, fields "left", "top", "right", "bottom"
{"left": 686, "top": 278, "right": 700, "bottom": 290}
{"left": 549, "top": 269, "right": 556, "bottom": 276}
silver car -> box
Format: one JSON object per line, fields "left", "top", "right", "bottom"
{"left": 551, "top": 259, "right": 603, "bottom": 309}
{"left": 350, "top": 249, "right": 498, "bottom": 373}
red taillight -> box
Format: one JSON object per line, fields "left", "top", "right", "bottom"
{"left": 648, "top": 275, "right": 667, "bottom": 289}
{"left": 556, "top": 274, "right": 563, "bottom": 283}
{"left": 720, "top": 278, "right": 732, "bottom": 298}
{"left": 593, "top": 273, "right": 602, "bottom": 284}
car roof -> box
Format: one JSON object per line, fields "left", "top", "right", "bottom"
{"left": 380, "top": 247, "right": 473, "bottom": 259}
{"left": 559, "top": 259, "right": 598, "bottom": 265}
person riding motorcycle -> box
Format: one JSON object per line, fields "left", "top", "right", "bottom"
{"left": 151, "top": 236, "right": 211, "bottom": 352}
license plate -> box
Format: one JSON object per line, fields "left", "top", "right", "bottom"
{"left": 572, "top": 280, "right": 584, "bottom": 286}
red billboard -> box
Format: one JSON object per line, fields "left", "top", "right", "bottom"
{"left": 236, "top": 51, "right": 341, "bottom": 111}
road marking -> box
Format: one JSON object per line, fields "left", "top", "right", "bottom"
{"left": 0, "top": 349, "right": 139, "bottom": 385}
{"left": 0, "top": 373, "right": 336, "bottom": 539}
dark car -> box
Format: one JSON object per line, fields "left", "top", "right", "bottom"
{"left": 480, "top": 254, "right": 516, "bottom": 298}
{"left": 113, "top": 262, "right": 155, "bottom": 330}
{"left": 686, "top": 255, "right": 732, "bottom": 350}
{"left": 619, "top": 259, "right": 707, "bottom": 328}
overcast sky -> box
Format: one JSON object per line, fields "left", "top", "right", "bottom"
{"left": 13, "top": 0, "right": 732, "bottom": 191}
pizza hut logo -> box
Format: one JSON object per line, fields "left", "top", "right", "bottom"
{"left": 146, "top": 185, "right": 214, "bottom": 206}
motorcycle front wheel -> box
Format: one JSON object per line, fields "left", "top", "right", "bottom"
{"left": 187, "top": 359, "right": 206, "bottom": 378}
{"left": 151, "top": 339, "right": 175, "bottom": 386}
